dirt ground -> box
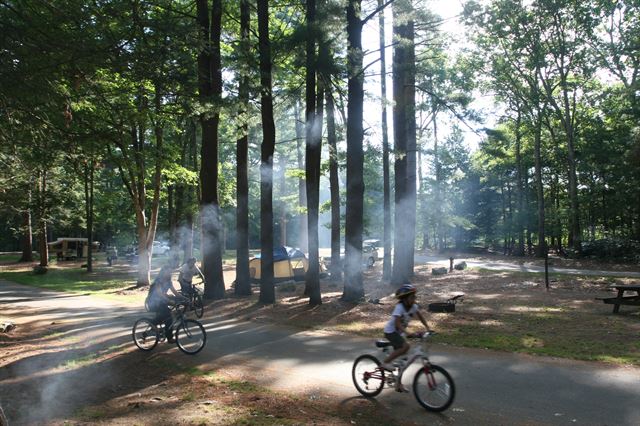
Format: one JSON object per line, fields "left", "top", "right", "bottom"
{"left": 2, "top": 254, "right": 640, "bottom": 424}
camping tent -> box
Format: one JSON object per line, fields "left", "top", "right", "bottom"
{"left": 249, "top": 246, "right": 310, "bottom": 282}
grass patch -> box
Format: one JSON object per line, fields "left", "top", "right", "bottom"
{"left": 62, "top": 354, "right": 97, "bottom": 370}
{"left": 60, "top": 344, "right": 127, "bottom": 370}
{"left": 437, "top": 318, "right": 640, "bottom": 365}
{"left": 225, "top": 380, "right": 260, "bottom": 393}
{"left": 0, "top": 254, "right": 28, "bottom": 263}
{"left": 76, "top": 406, "right": 107, "bottom": 420}
{"left": 0, "top": 267, "right": 141, "bottom": 303}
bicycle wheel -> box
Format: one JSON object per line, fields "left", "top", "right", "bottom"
{"left": 132, "top": 318, "right": 159, "bottom": 351}
{"left": 352, "top": 354, "right": 385, "bottom": 397}
{"left": 192, "top": 293, "right": 204, "bottom": 318}
{"left": 175, "top": 319, "right": 206, "bottom": 355}
{"left": 413, "top": 364, "right": 455, "bottom": 412}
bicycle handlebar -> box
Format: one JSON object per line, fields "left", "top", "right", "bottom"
{"left": 406, "top": 330, "right": 436, "bottom": 339}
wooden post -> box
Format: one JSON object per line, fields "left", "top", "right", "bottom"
{"left": 449, "top": 257, "right": 454, "bottom": 272}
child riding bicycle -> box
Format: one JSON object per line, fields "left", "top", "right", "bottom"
{"left": 178, "top": 257, "right": 204, "bottom": 296}
{"left": 146, "top": 264, "right": 184, "bottom": 343}
{"left": 381, "top": 283, "right": 432, "bottom": 391}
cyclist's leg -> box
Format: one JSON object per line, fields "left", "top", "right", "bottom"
{"left": 178, "top": 278, "right": 193, "bottom": 297}
{"left": 382, "top": 332, "right": 410, "bottom": 364}
{"left": 155, "top": 305, "right": 173, "bottom": 341}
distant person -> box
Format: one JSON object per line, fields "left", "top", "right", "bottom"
{"left": 106, "top": 246, "right": 118, "bottom": 266}
{"left": 178, "top": 257, "right": 204, "bottom": 295}
{"left": 381, "top": 283, "right": 431, "bottom": 391}
{"left": 145, "top": 265, "right": 182, "bottom": 342}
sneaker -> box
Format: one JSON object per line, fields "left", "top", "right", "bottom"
{"left": 380, "top": 363, "right": 395, "bottom": 371}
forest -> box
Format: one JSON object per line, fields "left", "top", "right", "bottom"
{"left": 1, "top": 0, "right": 638, "bottom": 303}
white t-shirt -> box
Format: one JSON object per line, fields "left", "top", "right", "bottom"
{"left": 384, "top": 302, "right": 419, "bottom": 335}
{"left": 179, "top": 264, "right": 199, "bottom": 282}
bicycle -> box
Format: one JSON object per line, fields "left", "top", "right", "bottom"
{"left": 351, "top": 331, "right": 455, "bottom": 412}
{"left": 179, "top": 282, "right": 204, "bottom": 319}
{"left": 132, "top": 301, "right": 207, "bottom": 355}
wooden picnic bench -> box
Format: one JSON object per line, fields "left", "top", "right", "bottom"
{"left": 596, "top": 284, "right": 640, "bottom": 314}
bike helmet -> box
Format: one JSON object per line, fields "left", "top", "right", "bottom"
{"left": 395, "top": 283, "right": 416, "bottom": 299}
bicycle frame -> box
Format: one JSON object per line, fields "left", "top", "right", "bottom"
{"left": 381, "top": 334, "right": 435, "bottom": 384}
{"left": 156, "top": 303, "right": 187, "bottom": 339}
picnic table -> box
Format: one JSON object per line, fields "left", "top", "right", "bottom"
{"left": 596, "top": 284, "right": 640, "bottom": 313}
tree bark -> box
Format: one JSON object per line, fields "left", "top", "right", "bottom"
{"left": 391, "top": 0, "right": 416, "bottom": 286}
{"left": 258, "top": 0, "right": 275, "bottom": 304}
{"left": 305, "top": 0, "right": 323, "bottom": 305}
{"left": 294, "top": 101, "right": 308, "bottom": 252}
{"left": 378, "top": 0, "right": 392, "bottom": 281}
{"left": 84, "top": 158, "right": 95, "bottom": 272}
{"left": 326, "top": 90, "right": 342, "bottom": 282}
{"left": 342, "top": 0, "right": 365, "bottom": 302}
{"left": 197, "top": 0, "right": 225, "bottom": 299}
{"left": 235, "top": 0, "right": 251, "bottom": 296}
{"left": 19, "top": 207, "right": 33, "bottom": 262}
{"left": 514, "top": 111, "right": 525, "bottom": 256}
{"left": 38, "top": 171, "right": 48, "bottom": 267}
{"left": 534, "top": 109, "right": 546, "bottom": 257}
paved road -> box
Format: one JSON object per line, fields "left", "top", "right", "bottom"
{"left": 318, "top": 248, "right": 640, "bottom": 278}
{"left": 414, "top": 254, "right": 640, "bottom": 278}
{"left": 2, "top": 280, "right": 640, "bottom": 425}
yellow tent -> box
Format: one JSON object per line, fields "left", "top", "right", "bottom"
{"left": 249, "top": 246, "right": 313, "bottom": 282}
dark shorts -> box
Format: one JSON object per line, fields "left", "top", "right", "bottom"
{"left": 179, "top": 279, "right": 194, "bottom": 294}
{"left": 384, "top": 332, "right": 406, "bottom": 350}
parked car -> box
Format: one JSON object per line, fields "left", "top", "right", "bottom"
{"left": 362, "top": 239, "right": 380, "bottom": 267}
{"left": 323, "top": 239, "right": 380, "bottom": 271}
{"left": 152, "top": 241, "right": 170, "bottom": 256}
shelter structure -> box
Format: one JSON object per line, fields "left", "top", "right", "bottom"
{"left": 48, "top": 238, "right": 99, "bottom": 260}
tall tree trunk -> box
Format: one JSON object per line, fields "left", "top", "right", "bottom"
{"left": 84, "top": 158, "right": 95, "bottom": 272}
{"left": 168, "top": 185, "right": 176, "bottom": 248}
{"left": 378, "top": 0, "right": 392, "bottom": 281}
{"left": 432, "top": 105, "right": 441, "bottom": 251}
{"left": 501, "top": 181, "right": 507, "bottom": 255}
{"left": 258, "top": 0, "right": 275, "bottom": 304}
{"left": 183, "top": 120, "right": 198, "bottom": 262}
{"left": 507, "top": 180, "right": 514, "bottom": 255}
{"left": 38, "top": 171, "right": 48, "bottom": 267}
{"left": 534, "top": 110, "right": 546, "bottom": 257}
{"left": 235, "top": 0, "right": 251, "bottom": 296}
{"left": 326, "top": 90, "right": 342, "bottom": 282}
{"left": 391, "top": 0, "right": 416, "bottom": 286}
{"left": 305, "top": 0, "right": 319, "bottom": 303}
{"left": 342, "top": 0, "right": 365, "bottom": 302}
{"left": 305, "top": 8, "right": 325, "bottom": 305}
{"left": 197, "top": 0, "right": 225, "bottom": 299}
{"left": 279, "top": 154, "right": 287, "bottom": 246}
{"left": 566, "top": 131, "right": 580, "bottom": 253}
{"left": 294, "top": 101, "right": 308, "bottom": 252}
{"left": 305, "top": 0, "right": 329, "bottom": 306}
{"left": 19, "top": 205, "right": 33, "bottom": 262}
{"left": 515, "top": 111, "right": 525, "bottom": 256}
{"left": 38, "top": 221, "right": 48, "bottom": 267}
{"left": 538, "top": 41, "right": 581, "bottom": 253}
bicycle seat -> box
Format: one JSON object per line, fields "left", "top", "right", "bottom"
{"left": 376, "top": 340, "right": 393, "bottom": 348}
